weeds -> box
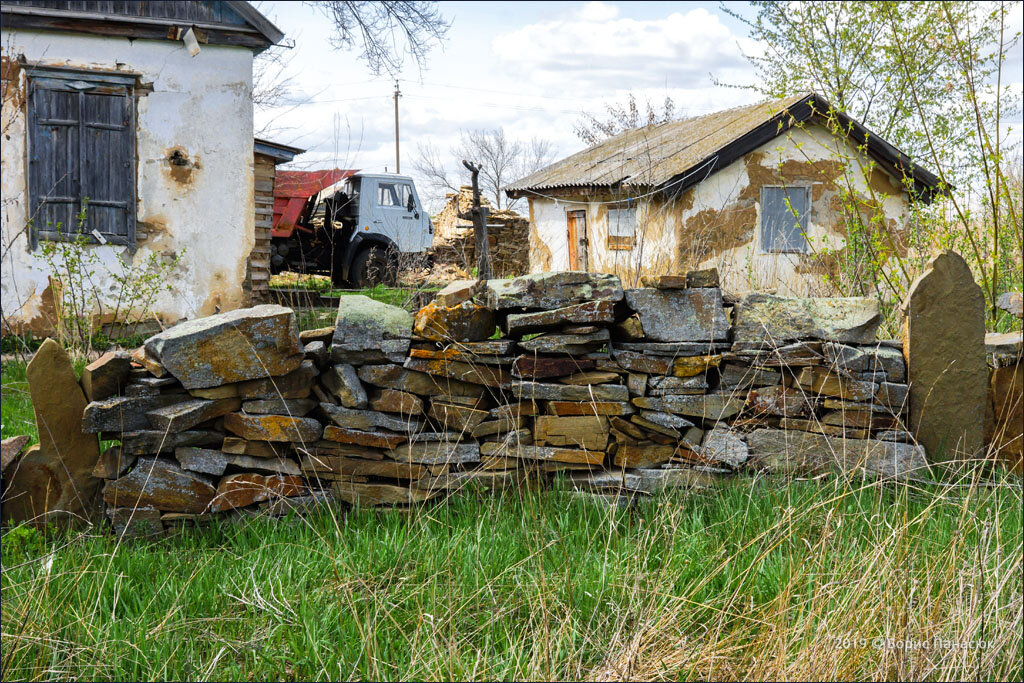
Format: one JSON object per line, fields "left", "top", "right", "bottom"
{"left": 0, "top": 472, "right": 1020, "bottom": 681}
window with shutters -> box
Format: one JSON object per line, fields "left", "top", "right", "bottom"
{"left": 760, "top": 186, "right": 810, "bottom": 253}
{"left": 27, "top": 67, "right": 136, "bottom": 248}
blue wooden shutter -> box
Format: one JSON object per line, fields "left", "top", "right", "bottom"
{"left": 760, "top": 186, "right": 810, "bottom": 253}
{"left": 28, "top": 69, "right": 135, "bottom": 248}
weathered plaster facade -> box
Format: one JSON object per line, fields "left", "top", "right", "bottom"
{"left": 525, "top": 124, "right": 916, "bottom": 294}
{"left": 1, "top": 30, "right": 256, "bottom": 333}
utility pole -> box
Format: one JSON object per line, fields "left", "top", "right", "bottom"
{"left": 393, "top": 80, "right": 401, "bottom": 174}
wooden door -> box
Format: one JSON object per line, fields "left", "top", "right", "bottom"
{"left": 566, "top": 210, "right": 587, "bottom": 271}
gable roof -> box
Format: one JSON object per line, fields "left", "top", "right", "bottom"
{"left": 1, "top": 1, "right": 283, "bottom": 51}
{"left": 506, "top": 92, "right": 945, "bottom": 203}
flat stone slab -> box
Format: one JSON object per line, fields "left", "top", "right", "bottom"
{"left": 823, "top": 342, "right": 906, "bottom": 382}
{"left": 388, "top": 441, "right": 481, "bottom": 465}
{"left": 512, "top": 356, "right": 595, "bottom": 379}
{"left": 403, "top": 357, "right": 512, "bottom": 388}
{"left": 331, "top": 294, "right": 413, "bottom": 353}
{"left": 623, "top": 288, "right": 729, "bottom": 342}
{"left": 483, "top": 272, "right": 623, "bottom": 310}
{"left": 518, "top": 331, "right": 609, "bottom": 355}
{"left": 241, "top": 398, "right": 317, "bottom": 416}
{"left": 505, "top": 301, "right": 616, "bottom": 336}
{"left": 613, "top": 341, "right": 730, "bottom": 356}
{"left": 147, "top": 398, "right": 241, "bottom": 433}
{"left": 223, "top": 413, "right": 323, "bottom": 443}
{"left": 996, "top": 291, "right": 1023, "bottom": 319}
{"left": 413, "top": 300, "right": 496, "bottom": 342}
{"left": 511, "top": 381, "right": 628, "bottom": 402}
{"left": 632, "top": 394, "right": 745, "bottom": 421}
{"left": 732, "top": 293, "right": 880, "bottom": 344}
{"left": 647, "top": 376, "right": 708, "bottom": 396}
{"left": 320, "top": 403, "right": 423, "bottom": 432}
{"left": 747, "top": 428, "right": 929, "bottom": 479}
{"left": 357, "top": 364, "right": 486, "bottom": 397}
{"left": 700, "top": 427, "right": 749, "bottom": 467}
{"left": 479, "top": 441, "right": 604, "bottom": 465}
{"left": 102, "top": 457, "right": 216, "bottom": 514}
{"left": 117, "top": 430, "right": 223, "bottom": 455}
{"left": 144, "top": 305, "right": 302, "bottom": 390}
{"left": 81, "top": 351, "right": 132, "bottom": 402}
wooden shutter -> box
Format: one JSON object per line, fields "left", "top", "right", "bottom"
{"left": 760, "top": 186, "right": 810, "bottom": 253}
{"left": 28, "top": 69, "right": 135, "bottom": 248}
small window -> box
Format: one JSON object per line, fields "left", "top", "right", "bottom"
{"left": 607, "top": 205, "right": 635, "bottom": 250}
{"left": 760, "top": 186, "right": 810, "bottom": 253}
{"left": 27, "top": 67, "right": 136, "bottom": 247}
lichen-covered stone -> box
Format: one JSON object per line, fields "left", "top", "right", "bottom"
{"left": 413, "top": 300, "right": 496, "bottom": 342}
{"left": 747, "top": 428, "right": 929, "bottom": 479}
{"left": 701, "top": 427, "right": 749, "bottom": 467}
{"left": 81, "top": 351, "right": 132, "bottom": 402}
{"left": 102, "top": 457, "right": 215, "bottom": 514}
{"left": 505, "top": 301, "right": 616, "bottom": 335}
{"left": 210, "top": 473, "right": 304, "bottom": 512}
{"left": 223, "top": 413, "right": 322, "bottom": 443}
{"left": 511, "top": 381, "right": 628, "bottom": 402}
{"left": 483, "top": 272, "right": 623, "bottom": 310}
{"left": 147, "top": 398, "right": 241, "bottom": 433}
{"left": 733, "top": 293, "right": 881, "bottom": 344}
{"left": 369, "top": 388, "right": 424, "bottom": 415}
{"left": 632, "top": 394, "right": 744, "bottom": 420}
{"left": 144, "top": 305, "right": 302, "bottom": 389}
{"left": 320, "top": 403, "right": 422, "bottom": 432}
{"left": 623, "top": 288, "right": 729, "bottom": 342}
{"left": 237, "top": 360, "right": 318, "bottom": 400}
{"left": 241, "top": 398, "right": 317, "bottom": 416}
{"left": 331, "top": 295, "right": 413, "bottom": 359}
{"left": 321, "top": 363, "right": 367, "bottom": 408}
{"left": 357, "top": 364, "right": 485, "bottom": 397}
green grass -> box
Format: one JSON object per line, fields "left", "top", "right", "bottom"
{"left": 2, "top": 359, "right": 1021, "bottom": 680}
{"left": 1, "top": 475, "right": 1021, "bottom": 681}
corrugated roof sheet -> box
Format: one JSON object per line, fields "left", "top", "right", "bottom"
{"left": 505, "top": 92, "right": 819, "bottom": 193}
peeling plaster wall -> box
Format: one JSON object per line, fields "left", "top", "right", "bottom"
{"left": 1, "top": 30, "right": 255, "bottom": 334}
{"left": 527, "top": 124, "right": 913, "bottom": 296}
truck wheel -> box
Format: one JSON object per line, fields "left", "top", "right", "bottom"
{"left": 351, "top": 245, "right": 397, "bottom": 288}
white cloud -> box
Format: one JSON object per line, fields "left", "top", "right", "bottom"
{"left": 491, "top": 4, "right": 757, "bottom": 93}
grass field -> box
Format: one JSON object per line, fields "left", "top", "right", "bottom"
{"left": 2, "top": 358, "right": 1022, "bottom": 681}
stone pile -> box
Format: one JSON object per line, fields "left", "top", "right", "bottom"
{"left": 71, "top": 270, "right": 937, "bottom": 535}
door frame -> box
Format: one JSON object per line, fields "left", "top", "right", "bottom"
{"left": 566, "top": 209, "right": 588, "bottom": 271}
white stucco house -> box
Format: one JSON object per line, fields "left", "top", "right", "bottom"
{"left": 1, "top": 1, "right": 282, "bottom": 336}
{"left": 506, "top": 93, "right": 946, "bottom": 294}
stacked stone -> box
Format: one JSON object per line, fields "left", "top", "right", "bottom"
{"left": 83, "top": 271, "right": 934, "bottom": 533}
{"left": 82, "top": 305, "right": 325, "bottom": 535}
{"left": 721, "top": 292, "right": 924, "bottom": 478}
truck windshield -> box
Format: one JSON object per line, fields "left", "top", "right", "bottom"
{"left": 378, "top": 182, "right": 413, "bottom": 208}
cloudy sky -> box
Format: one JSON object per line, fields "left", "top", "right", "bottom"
{"left": 253, "top": 1, "right": 765, "bottom": 209}
{"left": 252, "top": 1, "right": 1022, "bottom": 211}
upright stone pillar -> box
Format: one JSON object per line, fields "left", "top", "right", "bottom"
{"left": 2, "top": 340, "right": 102, "bottom": 525}
{"left": 902, "top": 251, "right": 987, "bottom": 461}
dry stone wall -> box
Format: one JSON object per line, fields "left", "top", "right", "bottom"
{"left": 11, "top": 266, "right": 1021, "bottom": 536}
{"left": 50, "top": 269, "right": 951, "bottom": 537}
